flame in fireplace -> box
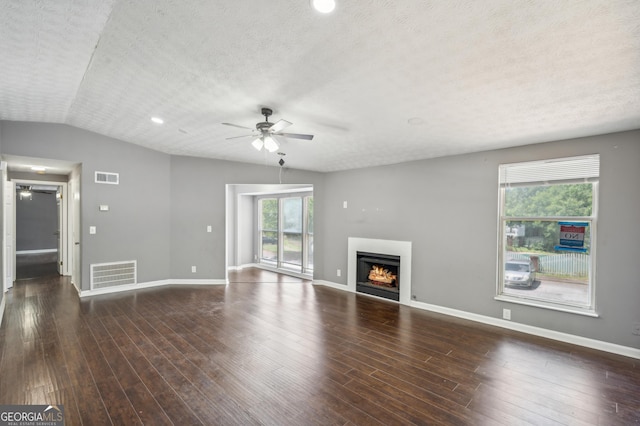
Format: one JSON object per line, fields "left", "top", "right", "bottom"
{"left": 368, "top": 265, "right": 397, "bottom": 287}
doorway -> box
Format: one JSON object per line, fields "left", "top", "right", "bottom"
{"left": 15, "top": 183, "right": 63, "bottom": 279}
{"left": 8, "top": 179, "right": 71, "bottom": 284}
{"left": 226, "top": 184, "right": 314, "bottom": 281}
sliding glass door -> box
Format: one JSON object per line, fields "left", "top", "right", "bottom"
{"left": 258, "top": 194, "right": 313, "bottom": 275}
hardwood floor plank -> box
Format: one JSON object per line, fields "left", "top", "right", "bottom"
{"left": 72, "top": 384, "right": 112, "bottom": 426}
{"left": 0, "top": 272, "right": 639, "bottom": 425}
{"left": 122, "top": 382, "right": 174, "bottom": 426}
{"left": 344, "top": 372, "right": 466, "bottom": 425}
{"left": 94, "top": 376, "right": 143, "bottom": 425}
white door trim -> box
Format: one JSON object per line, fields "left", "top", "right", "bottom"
{"left": 3, "top": 179, "right": 15, "bottom": 290}
{"left": 11, "top": 179, "right": 71, "bottom": 277}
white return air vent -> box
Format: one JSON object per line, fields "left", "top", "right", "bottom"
{"left": 91, "top": 260, "right": 137, "bottom": 289}
{"left": 95, "top": 171, "right": 119, "bottom": 184}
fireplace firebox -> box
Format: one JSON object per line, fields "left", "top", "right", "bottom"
{"left": 356, "top": 251, "right": 400, "bottom": 301}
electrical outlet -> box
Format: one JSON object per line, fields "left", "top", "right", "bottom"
{"left": 633, "top": 322, "right": 640, "bottom": 336}
{"left": 503, "top": 308, "right": 511, "bottom": 320}
{"left": 191, "top": 266, "right": 197, "bottom": 273}
{"left": 336, "top": 269, "right": 341, "bottom": 277}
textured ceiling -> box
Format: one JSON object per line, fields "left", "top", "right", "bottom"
{"left": 1, "top": 0, "right": 639, "bottom": 172}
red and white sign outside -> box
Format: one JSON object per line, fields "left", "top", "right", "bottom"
{"left": 559, "top": 225, "right": 585, "bottom": 247}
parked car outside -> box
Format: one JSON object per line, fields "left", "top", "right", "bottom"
{"left": 505, "top": 259, "right": 536, "bottom": 288}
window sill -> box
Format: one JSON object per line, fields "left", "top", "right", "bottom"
{"left": 494, "top": 295, "right": 599, "bottom": 317}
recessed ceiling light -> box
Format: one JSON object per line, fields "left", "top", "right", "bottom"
{"left": 311, "top": 0, "right": 335, "bottom": 14}
{"left": 151, "top": 116, "right": 164, "bottom": 124}
{"left": 31, "top": 166, "right": 46, "bottom": 172}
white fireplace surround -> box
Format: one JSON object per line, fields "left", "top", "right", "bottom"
{"left": 348, "top": 237, "right": 412, "bottom": 305}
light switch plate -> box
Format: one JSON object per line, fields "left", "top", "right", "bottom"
{"left": 89, "top": 226, "right": 96, "bottom": 235}
{"left": 99, "top": 205, "right": 109, "bottom": 211}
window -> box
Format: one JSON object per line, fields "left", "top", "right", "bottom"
{"left": 497, "top": 155, "right": 599, "bottom": 314}
{"left": 306, "top": 196, "right": 314, "bottom": 271}
{"left": 257, "top": 193, "right": 313, "bottom": 275}
{"left": 259, "top": 198, "right": 278, "bottom": 264}
{"left": 282, "top": 197, "right": 303, "bottom": 270}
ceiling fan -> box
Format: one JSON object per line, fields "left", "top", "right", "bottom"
{"left": 223, "top": 107, "right": 314, "bottom": 152}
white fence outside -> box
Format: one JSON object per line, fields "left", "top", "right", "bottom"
{"left": 507, "top": 252, "right": 589, "bottom": 277}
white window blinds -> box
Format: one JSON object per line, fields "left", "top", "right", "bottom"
{"left": 499, "top": 154, "right": 600, "bottom": 187}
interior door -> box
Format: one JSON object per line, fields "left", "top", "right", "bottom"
{"left": 4, "top": 180, "right": 15, "bottom": 289}
{"left": 56, "top": 186, "right": 62, "bottom": 275}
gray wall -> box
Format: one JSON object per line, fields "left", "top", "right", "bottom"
{"left": 321, "top": 130, "right": 640, "bottom": 349}
{"left": 0, "top": 122, "right": 325, "bottom": 288}
{"left": 0, "top": 122, "right": 172, "bottom": 288}
{"left": 9, "top": 171, "right": 68, "bottom": 183}
{"left": 169, "top": 156, "right": 323, "bottom": 279}
{"left": 16, "top": 191, "right": 58, "bottom": 251}
{"left": 1, "top": 120, "right": 638, "bottom": 350}
{"left": 237, "top": 194, "right": 254, "bottom": 265}
{"left": 0, "top": 125, "right": 4, "bottom": 316}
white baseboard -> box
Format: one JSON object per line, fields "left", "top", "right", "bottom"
{"left": 78, "top": 278, "right": 227, "bottom": 298}
{"left": 314, "top": 280, "right": 640, "bottom": 360}
{"left": 71, "top": 279, "right": 80, "bottom": 295}
{"left": 170, "top": 279, "right": 227, "bottom": 285}
{"left": 0, "top": 292, "right": 5, "bottom": 328}
{"left": 312, "top": 279, "right": 350, "bottom": 291}
{"left": 227, "top": 263, "right": 256, "bottom": 271}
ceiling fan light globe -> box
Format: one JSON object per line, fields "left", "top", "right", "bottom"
{"left": 251, "top": 138, "right": 264, "bottom": 151}
{"left": 264, "top": 136, "right": 279, "bottom": 152}
{"left": 311, "top": 0, "right": 335, "bottom": 13}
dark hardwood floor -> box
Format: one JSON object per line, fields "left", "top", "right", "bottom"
{"left": 16, "top": 252, "right": 59, "bottom": 280}
{"left": 0, "top": 268, "right": 639, "bottom": 425}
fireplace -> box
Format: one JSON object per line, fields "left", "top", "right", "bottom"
{"left": 356, "top": 251, "right": 400, "bottom": 301}
{"left": 348, "top": 238, "right": 412, "bottom": 305}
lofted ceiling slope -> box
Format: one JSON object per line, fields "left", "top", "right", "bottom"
{"left": 1, "top": 0, "right": 639, "bottom": 172}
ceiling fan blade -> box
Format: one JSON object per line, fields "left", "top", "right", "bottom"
{"left": 225, "top": 134, "right": 256, "bottom": 140}
{"left": 222, "top": 122, "right": 254, "bottom": 130}
{"left": 275, "top": 132, "right": 314, "bottom": 140}
{"left": 268, "top": 119, "right": 292, "bottom": 133}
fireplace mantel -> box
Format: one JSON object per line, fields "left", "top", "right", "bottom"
{"left": 348, "top": 237, "right": 412, "bottom": 305}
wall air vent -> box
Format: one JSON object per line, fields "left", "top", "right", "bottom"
{"left": 91, "top": 260, "right": 137, "bottom": 289}
{"left": 95, "top": 171, "right": 119, "bottom": 185}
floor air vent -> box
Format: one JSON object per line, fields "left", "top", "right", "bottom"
{"left": 91, "top": 260, "right": 137, "bottom": 289}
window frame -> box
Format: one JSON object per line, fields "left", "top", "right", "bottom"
{"left": 256, "top": 192, "right": 313, "bottom": 276}
{"left": 496, "top": 155, "right": 599, "bottom": 316}
{"left": 258, "top": 198, "right": 279, "bottom": 266}
{"left": 280, "top": 197, "right": 304, "bottom": 271}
